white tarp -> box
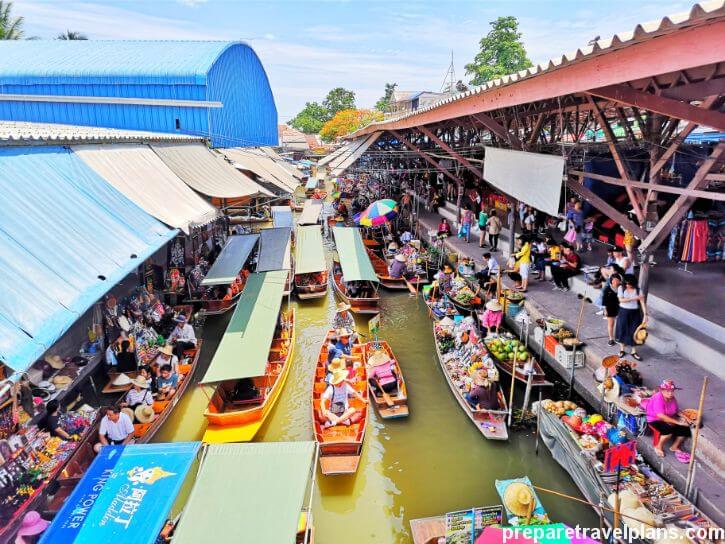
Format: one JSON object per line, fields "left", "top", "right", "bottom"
{"left": 316, "top": 142, "right": 351, "bottom": 167}
{"left": 152, "top": 143, "right": 272, "bottom": 198}
{"left": 328, "top": 138, "right": 366, "bottom": 171}
{"left": 74, "top": 144, "right": 219, "bottom": 233}
{"left": 260, "top": 147, "right": 303, "bottom": 180}
{"left": 330, "top": 132, "right": 380, "bottom": 177}
{"left": 482, "top": 146, "right": 564, "bottom": 216}
{"left": 222, "top": 148, "right": 298, "bottom": 193}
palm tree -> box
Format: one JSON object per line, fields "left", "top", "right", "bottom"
{"left": 57, "top": 30, "right": 88, "bottom": 40}
{"left": 0, "top": 1, "right": 24, "bottom": 40}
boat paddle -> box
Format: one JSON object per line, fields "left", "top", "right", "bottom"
{"left": 371, "top": 377, "right": 395, "bottom": 407}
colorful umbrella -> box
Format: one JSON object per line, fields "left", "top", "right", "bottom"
{"left": 356, "top": 199, "right": 399, "bottom": 227}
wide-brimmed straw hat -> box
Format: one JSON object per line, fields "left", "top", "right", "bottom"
{"left": 121, "top": 407, "right": 135, "bottom": 422}
{"left": 336, "top": 302, "right": 351, "bottom": 313}
{"left": 485, "top": 300, "right": 503, "bottom": 312}
{"left": 328, "top": 358, "right": 346, "bottom": 372}
{"left": 44, "top": 355, "right": 65, "bottom": 370}
{"left": 394, "top": 254, "right": 406, "bottom": 262}
{"left": 159, "top": 345, "right": 174, "bottom": 356}
{"left": 131, "top": 376, "right": 150, "bottom": 389}
{"left": 634, "top": 324, "right": 648, "bottom": 345}
{"left": 473, "top": 369, "right": 489, "bottom": 386}
{"left": 329, "top": 369, "right": 348, "bottom": 386}
{"left": 51, "top": 375, "right": 73, "bottom": 390}
{"left": 135, "top": 405, "right": 156, "bottom": 424}
{"left": 335, "top": 328, "right": 352, "bottom": 338}
{"left": 111, "top": 373, "right": 132, "bottom": 387}
{"left": 503, "top": 482, "right": 536, "bottom": 517}
{"left": 368, "top": 350, "right": 391, "bottom": 367}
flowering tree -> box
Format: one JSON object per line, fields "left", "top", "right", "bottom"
{"left": 320, "top": 109, "right": 383, "bottom": 142}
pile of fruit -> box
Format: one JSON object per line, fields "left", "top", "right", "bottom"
{"left": 485, "top": 337, "right": 530, "bottom": 363}
{"left": 541, "top": 399, "right": 577, "bottom": 416}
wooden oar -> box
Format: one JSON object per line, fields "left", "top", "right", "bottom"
{"left": 371, "top": 377, "right": 394, "bottom": 407}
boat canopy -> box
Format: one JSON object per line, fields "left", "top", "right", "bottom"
{"left": 295, "top": 226, "right": 326, "bottom": 275}
{"left": 271, "top": 205, "right": 294, "bottom": 229}
{"left": 39, "top": 442, "right": 200, "bottom": 544}
{"left": 201, "top": 234, "right": 259, "bottom": 286}
{"left": 0, "top": 147, "right": 177, "bottom": 372}
{"left": 329, "top": 132, "right": 381, "bottom": 176}
{"left": 151, "top": 143, "right": 272, "bottom": 198}
{"left": 304, "top": 177, "right": 318, "bottom": 190}
{"left": 73, "top": 144, "right": 219, "bottom": 233}
{"left": 297, "top": 199, "right": 323, "bottom": 226}
{"left": 332, "top": 227, "right": 379, "bottom": 283}
{"left": 171, "top": 442, "right": 316, "bottom": 544}
{"left": 200, "top": 270, "right": 287, "bottom": 383}
{"left": 257, "top": 227, "right": 292, "bottom": 272}
{"left": 222, "top": 148, "right": 298, "bottom": 192}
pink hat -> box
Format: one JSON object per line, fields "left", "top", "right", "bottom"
{"left": 16, "top": 511, "right": 49, "bottom": 537}
{"left": 659, "top": 379, "right": 680, "bottom": 391}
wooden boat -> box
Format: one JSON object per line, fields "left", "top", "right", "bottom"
{"left": 422, "top": 285, "right": 459, "bottom": 322}
{"left": 294, "top": 225, "right": 328, "bottom": 300}
{"left": 363, "top": 340, "right": 409, "bottom": 418}
{"left": 295, "top": 271, "right": 328, "bottom": 299}
{"left": 203, "top": 308, "right": 296, "bottom": 443}
{"left": 331, "top": 266, "right": 380, "bottom": 314}
{"left": 198, "top": 274, "right": 248, "bottom": 317}
{"left": 482, "top": 332, "right": 551, "bottom": 387}
{"left": 432, "top": 324, "right": 509, "bottom": 440}
{"left": 311, "top": 330, "right": 368, "bottom": 475}
{"left": 368, "top": 249, "right": 408, "bottom": 290}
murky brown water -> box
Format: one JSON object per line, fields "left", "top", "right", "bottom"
{"left": 153, "top": 286, "right": 598, "bottom": 543}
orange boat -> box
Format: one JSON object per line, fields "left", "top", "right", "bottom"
{"left": 311, "top": 330, "right": 368, "bottom": 475}
{"left": 363, "top": 340, "right": 409, "bottom": 418}
{"left": 201, "top": 270, "right": 294, "bottom": 443}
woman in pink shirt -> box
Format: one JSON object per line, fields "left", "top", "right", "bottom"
{"left": 479, "top": 299, "right": 503, "bottom": 336}
{"left": 646, "top": 380, "right": 691, "bottom": 460}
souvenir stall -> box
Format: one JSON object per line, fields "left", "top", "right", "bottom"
{"left": 668, "top": 212, "right": 724, "bottom": 264}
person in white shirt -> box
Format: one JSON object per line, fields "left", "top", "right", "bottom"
{"left": 94, "top": 407, "right": 134, "bottom": 452}
{"left": 169, "top": 315, "right": 196, "bottom": 359}
{"left": 121, "top": 376, "right": 153, "bottom": 409}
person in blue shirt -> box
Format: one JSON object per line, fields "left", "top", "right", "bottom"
{"left": 157, "top": 364, "right": 178, "bottom": 399}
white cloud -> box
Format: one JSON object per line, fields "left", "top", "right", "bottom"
{"left": 176, "top": 0, "right": 209, "bottom": 6}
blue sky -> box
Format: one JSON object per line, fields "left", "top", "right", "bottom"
{"left": 15, "top": 0, "right": 692, "bottom": 122}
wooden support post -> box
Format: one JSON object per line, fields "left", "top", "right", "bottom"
{"left": 685, "top": 376, "right": 708, "bottom": 498}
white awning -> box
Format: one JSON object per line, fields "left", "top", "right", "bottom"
{"left": 482, "top": 146, "right": 564, "bottom": 216}
{"left": 297, "top": 199, "right": 323, "bottom": 225}
{"left": 260, "top": 147, "right": 303, "bottom": 180}
{"left": 317, "top": 142, "right": 350, "bottom": 167}
{"left": 329, "top": 132, "right": 380, "bottom": 177}
{"left": 222, "top": 148, "right": 298, "bottom": 193}
{"left": 73, "top": 144, "right": 219, "bottom": 233}
{"left": 151, "top": 143, "right": 272, "bottom": 198}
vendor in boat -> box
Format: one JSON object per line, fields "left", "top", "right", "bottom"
{"left": 466, "top": 368, "right": 500, "bottom": 411}
{"left": 38, "top": 400, "right": 76, "bottom": 441}
{"left": 433, "top": 263, "right": 454, "bottom": 295}
{"left": 115, "top": 339, "right": 137, "bottom": 373}
{"left": 332, "top": 302, "right": 355, "bottom": 331}
{"left": 94, "top": 406, "right": 135, "bottom": 453}
{"left": 480, "top": 299, "right": 504, "bottom": 336}
{"left": 121, "top": 376, "right": 153, "bottom": 410}
{"left": 389, "top": 254, "right": 408, "bottom": 279}
{"left": 320, "top": 369, "right": 368, "bottom": 428}
{"left": 646, "top": 380, "right": 693, "bottom": 461}
{"left": 367, "top": 350, "right": 399, "bottom": 396}
{"left": 169, "top": 315, "right": 197, "bottom": 359}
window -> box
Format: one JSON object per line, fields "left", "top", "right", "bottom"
{"left": 175, "top": 118, "right": 181, "bottom": 130}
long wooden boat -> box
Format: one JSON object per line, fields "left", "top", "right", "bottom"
{"left": 367, "top": 248, "right": 408, "bottom": 290}
{"left": 203, "top": 308, "right": 296, "bottom": 443}
{"left": 422, "top": 285, "right": 460, "bottom": 322}
{"left": 312, "top": 330, "right": 368, "bottom": 475}
{"left": 331, "top": 267, "right": 380, "bottom": 314}
{"left": 482, "top": 332, "right": 551, "bottom": 387}
{"left": 295, "top": 271, "right": 329, "bottom": 299}
{"left": 363, "top": 340, "right": 409, "bottom": 418}
{"left": 197, "top": 275, "right": 247, "bottom": 317}
{"left": 432, "top": 324, "right": 509, "bottom": 440}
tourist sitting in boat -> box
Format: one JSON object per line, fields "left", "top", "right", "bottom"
{"left": 332, "top": 303, "right": 355, "bottom": 331}
{"left": 38, "top": 400, "right": 75, "bottom": 441}
{"left": 646, "top": 379, "right": 693, "bottom": 461}
{"left": 115, "top": 339, "right": 137, "bottom": 373}
{"left": 156, "top": 344, "right": 181, "bottom": 377}
{"left": 121, "top": 376, "right": 153, "bottom": 410}
{"left": 389, "top": 254, "right": 407, "bottom": 279}
{"left": 466, "top": 368, "right": 500, "bottom": 411}
{"left": 138, "top": 364, "right": 158, "bottom": 393}
{"left": 480, "top": 300, "right": 504, "bottom": 336}
{"left": 157, "top": 364, "right": 178, "bottom": 400}
{"left": 328, "top": 329, "right": 358, "bottom": 363}
{"left": 231, "top": 378, "right": 260, "bottom": 403}
{"left": 94, "top": 406, "right": 135, "bottom": 453}
{"left": 367, "top": 350, "right": 399, "bottom": 395}
{"left": 169, "top": 315, "right": 197, "bottom": 359}
{"left": 319, "top": 370, "right": 368, "bottom": 428}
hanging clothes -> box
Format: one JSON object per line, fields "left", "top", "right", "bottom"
{"left": 680, "top": 219, "right": 709, "bottom": 263}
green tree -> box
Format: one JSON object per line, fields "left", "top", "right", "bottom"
{"left": 289, "top": 101, "right": 328, "bottom": 134}
{"left": 57, "top": 30, "right": 88, "bottom": 40}
{"left": 375, "top": 82, "right": 397, "bottom": 113}
{"left": 322, "top": 87, "right": 355, "bottom": 117}
{"left": 465, "top": 16, "right": 532, "bottom": 86}
{"left": 0, "top": 1, "right": 24, "bottom": 40}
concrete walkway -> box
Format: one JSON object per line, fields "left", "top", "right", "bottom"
{"left": 412, "top": 205, "right": 725, "bottom": 526}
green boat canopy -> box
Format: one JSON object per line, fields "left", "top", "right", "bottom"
{"left": 172, "top": 441, "right": 316, "bottom": 544}
{"left": 201, "top": 234, "right": 259, "bottom": 286}
{"left": 200, "top": 270, "right": 287, "bottom": 383}
{"left": 295, "top": 226, "right": 326, "bottom": 275}
{"left": 332, "top": 227, "right": 378, "bottom": 283}
{"left": 297, "top": 199, "right": 322, "bottom": 226}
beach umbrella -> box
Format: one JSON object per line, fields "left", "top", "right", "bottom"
{"left": 357, "top": 199, "right": 399, "bottom": 227}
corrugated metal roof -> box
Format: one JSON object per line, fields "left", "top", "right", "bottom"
{"left": 0, "top": 40, "right": 242, "bottom": 84}
{"left": 356, "top": 1, "right": 725, "bottom": 131}
{"left": 0, "top": 121, "right": 202, "bottom": 144}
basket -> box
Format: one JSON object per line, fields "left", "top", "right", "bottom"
{"left": 555, "top": 345, "right": 585, "bottom": 368}
{"left": 506, "top": 300, "right": 523, "bottom": 318}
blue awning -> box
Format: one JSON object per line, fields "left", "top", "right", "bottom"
{"left": 305, "top": 178, "right": 318, "bottom": 190}
{"left": 0, "top": 147, "right": 177, "bottom": 372}
{"left": 40, "top": 442, "right": 200, "bottom": 544}
{"left": 271, "top": 205, "right": 294, "bottom": 228}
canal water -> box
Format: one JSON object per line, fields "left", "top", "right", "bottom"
{"left": 153, "top": 287, "right": 598, "bottom": 542}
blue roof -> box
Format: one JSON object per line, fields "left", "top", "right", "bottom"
{"left": 0, "top": 40, "right": 241, "bottom": 85}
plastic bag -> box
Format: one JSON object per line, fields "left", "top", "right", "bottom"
{"left": 564, "top": 228, "right": 577, "bottom": 244}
